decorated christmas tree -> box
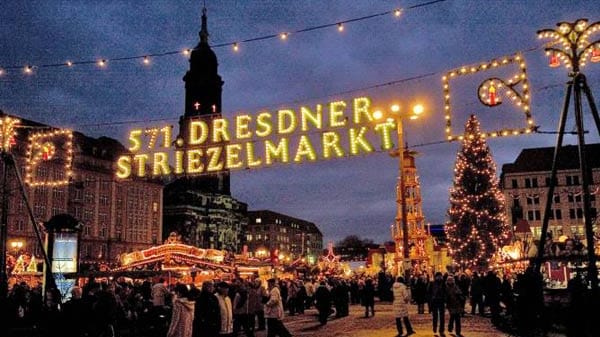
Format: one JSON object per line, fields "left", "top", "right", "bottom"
{"left": 446, "top": 115, "right": 510, "bottom": 270}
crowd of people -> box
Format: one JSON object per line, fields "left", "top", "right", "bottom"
{"left": 1, "top": 266, "right": 595, "bottom": 337}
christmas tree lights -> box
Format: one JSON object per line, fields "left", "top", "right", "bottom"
{"left": 446, "top": 115, "right": 510, "bottom": 270}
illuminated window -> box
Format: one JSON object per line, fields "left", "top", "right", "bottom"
{"left": 256, "top": 218, "right": 262, "bottom": 224}
{"left": 153, "top": 202, "right": 158, "bottom": 212}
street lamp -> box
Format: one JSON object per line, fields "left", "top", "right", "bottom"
{"left": 10, "top": 240, "right": 23, "bottom": 255}
{"left": 537, "top": 19, "right": 600, "bottom": 291}
{"left": 373, "top": 103, "right": 424, "bottom": 279}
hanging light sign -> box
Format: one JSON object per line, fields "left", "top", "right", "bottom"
{"left": 116, "top": 96, "right": 398, "bottom": 179}
{"left": 442, "top": 53, "right": 536, "bottom": 141}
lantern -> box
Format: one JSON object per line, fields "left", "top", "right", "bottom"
{"left": 591, "top": 47, "right": 600, "bottom": 63}
{"left": 549, "top": 53, "right": 560, "bottom": 68}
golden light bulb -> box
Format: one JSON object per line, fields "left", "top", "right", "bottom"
{"left": 337, "top": 23, "right": 344, "bottom": 32}
{"left": 143, "top": 56, "right": 150, "bottom": 65}
{"left": 394, "top": 9, "right": 402, "bottom": 17}
{"left": 391, "top": 104, "right": 400, "bottom": 113}
{"left": 280, "top": 32, "right": 288, "bottom": 40}
{"left": 373, "top": 110, "right": 383, "bottom": 120}
{"left": 412, "top": 104, "right": 424, "bottom": 115}
{"left": 233, "top": 43, "right": 239, "bottom": 52}
{"left": 66, "top": 61, "right": 73, "bottom": 67}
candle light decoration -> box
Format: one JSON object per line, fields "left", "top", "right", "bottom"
{"left": 442, "top": 53, "right": 535, "bottom": 141}
{"left": 0, "top": 116, "right": 20, "bottom": 152}
{"left": 25, "top": 129, "right": 74, "bottom": 187}
{"left": 538, "top": 18, "right": 600, "bottom": 70}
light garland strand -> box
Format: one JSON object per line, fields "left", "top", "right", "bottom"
{"left": 0, "top": 0, "right": 447, "bottom": 76}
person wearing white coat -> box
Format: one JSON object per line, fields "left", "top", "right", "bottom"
{"left": 392, "top": 277, "right": 416, "bottom": 337}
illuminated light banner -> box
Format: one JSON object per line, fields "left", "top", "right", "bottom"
{"left": 25, "top": 129, "right": 74, "bottom": 186}
{"left": 116, "top": 96, "right": 399, "bottom": 178}
{"left": 442, "top": 53, "right": 536, "bottom": 141}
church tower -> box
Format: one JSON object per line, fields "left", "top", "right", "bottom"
{"left": 177, "top": 7, "right": 229, "bottom": 194}
{"left": 163, "top": 7, "right": 247, "bottom": 251}
{"left": 183, "top": 7, "right": 223, "bottom": 118}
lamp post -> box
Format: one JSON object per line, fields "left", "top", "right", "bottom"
{"left": 373, "top": 103, "right": 424, "bottom": 279}
{"left": 537, "top": 19, "right": 600, "bottom": 291}
{"left": 10, "top": 240, "right": 23, "bottom": 256}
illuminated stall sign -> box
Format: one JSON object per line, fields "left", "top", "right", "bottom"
{"left": 116, "top": 96, "right": 398, "bottom": 178}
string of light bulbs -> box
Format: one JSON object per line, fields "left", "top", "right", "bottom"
{"left": 0, "top": 0, "right": 448, "bottom": 76}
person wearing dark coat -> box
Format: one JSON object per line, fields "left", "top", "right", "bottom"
{"left": 469, "top": 272, "right": 484, "bottom": 315}
{"left": 362, "top": 278, "right": 376, "bottom": 317}
{"left": 413, "top": 275, "right": 428, "bottom": 314}
{"left": 483, "top": 271, "right": 502, "bottom": 325}
{"left": 332, "top": 280, "right": 349, "bottom": 318}
{"left": 427, "top": 272, "right": 446, "bottom": 335}
{"left": 314, "top": 281, "right": 332, "bottom": 325}
{"left": 349, "top": 279, "right": 360, "bottom": 305}
{"left": 500, "top": 274, "right": 513, "bottom": 315}
{"left": 295, "top": 281, "right": 306, "bottom": 314}
{"left": 457, "top": 273, "right": 470, "bottom": 316}
{"left": 62, "top": 286, "right": 91, "bottom": 337}
{"left": 446, "top": 276, "right": 464, "bottom": 337}
{"left": 193, "top": 281, "right": 220, "bottom": 337}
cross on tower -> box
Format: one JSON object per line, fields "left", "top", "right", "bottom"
{"left": 194, "top": 102, "right": 200, "bottom": 110}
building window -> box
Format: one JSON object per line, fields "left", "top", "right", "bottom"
{"left": 553, "top": 194, "right": 560, "bottom": 204}
{"left": 99, "top": 195, "right": 109, "bottom": 206}
{"left": 545, "top": 177, "right": 558, "bottom": 187}
{"left": 153, "top": 202, "right": 158, "bottom": 212}
{"left": 566, "top": 175, "right": 580, "bottom": 186}
{"left": 526, "top": 196, "right": 540, "bottom": 205}
{"left": 256, "top": 218, "right": 261, "bottom": 224}
{"left": 527, "top": 210, "right": 541, "bottom": 221}
{"left": 549, "top": 209, "right": 562, "bottom": 220}
{"left": 247, "top": 235, "right": 253, "bottom": 241}
{"left": 511, "top": 179, "right": 518, "bottom": 188}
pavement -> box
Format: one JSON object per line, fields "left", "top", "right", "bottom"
{"left": 257, "top": 302, "right": 513, "bottom": 337}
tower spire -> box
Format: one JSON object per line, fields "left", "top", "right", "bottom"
{"left": 200, "top": 6, "right": 208, "bottom": 44}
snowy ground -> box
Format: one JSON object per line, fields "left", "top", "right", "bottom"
{"left": 259, "top": 302, "right": 515, "bottom": 337}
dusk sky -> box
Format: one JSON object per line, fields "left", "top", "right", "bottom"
{"left": 2, "top": 0, "right": 600, "bottom": 244}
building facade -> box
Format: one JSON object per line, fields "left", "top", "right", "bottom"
{"left": 162, "top": 8, "right": 247, "bottom": 251}
{"left": 500, "top": 144, "right": 600, "bottom": 239}
{"left": 2, "top": 114, "right": 163, "bottom": 266}
{"left": 246, "top": 210, "right": 323, "bottom": 263}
